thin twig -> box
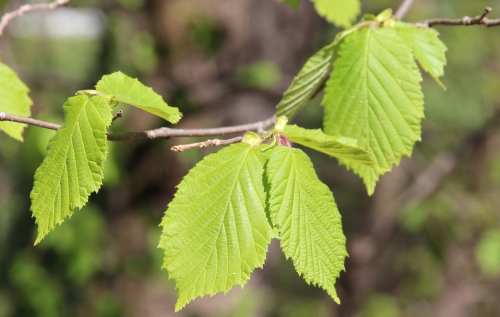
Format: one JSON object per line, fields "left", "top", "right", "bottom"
{"left": 111, "top": 110, "right": 123, "bottom": 123}
{"left": 0, "top": 111, "right": 61, "bottom": 130}
{"left": 0, "top": 111, "right": 276, "bottom": 142}
{"left": 0, "top": 0, "right": 73, "bottom": 36}
{"left": 416, "top": 7, "right": 499, "bottom": 28}
{"left": 394, "top": 0, "right": 415, "bottom": 20}
{"left": 171, "top": 137, "right": 243, "bottom": 152}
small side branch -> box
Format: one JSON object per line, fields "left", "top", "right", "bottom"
{"left": 0, "top": 0, "right": 73, "bottom": 36}
{"left": 171, "top": 137, "right": 243, "bottom": 152}
{"left": 105, "top": 116, "right": 275, "bottom": 142}
{"left": 0, "top": 111, "right": 276, "bottom": 142}
{"left": 111, "top": 110, "right": 123, "bottom": 123}
{"left": 416, "top": 7, "right": 500, "bottom": 28}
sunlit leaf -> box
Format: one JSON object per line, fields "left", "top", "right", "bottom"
{"left": 96, "top": 71, "right": 182, "bottom": 123}
{"left": 31, "top": 96, "right": 112, "bottom": 244}
{"left": 311, "top": 0, "right": 360, "bottom": 28}
{"left": 323, "top": 28, "right": 424, "bottom": 194}
{"left": 266, "top": 146, "right": 347, "bottom": 303}
{"left": 159, "top": 143, "right": 274, "bottom": 311}
{"left": 283, "top": 124, "right": 378, "bottom": 167}
{"left": 0, "top": 61, "right": 32, "bottom": 141}
{"left": 396, "top": 22, "right": 447, "bottom": 88}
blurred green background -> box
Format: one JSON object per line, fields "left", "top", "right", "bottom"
{"left": 1, "top": 0, "right": 500, "bottom": 316}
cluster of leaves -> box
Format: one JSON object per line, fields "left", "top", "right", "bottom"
{"left": 0, "top": 2, "right": 447, "bottom": 312}
{"left": 277, "top": 8, "right": 446, "bottom": 194}
{"left": 28, "top": 72, "right": 182, "bottom": 245}
{"left": 159, "top": 116, "right": 374, "bottom": 310}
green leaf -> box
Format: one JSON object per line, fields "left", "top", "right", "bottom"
{"left": 276, "top": 43, "right": 335, "bottom": 120}
{"left": 243, "top": 131, "right": 261, "bottom": 146}
{"left": 375, "top": 9, "right": 393, "bottom": 23}
{"left": 283, "top": 124, "right": 378, "bottom": 167}
{"left": 30, "top": 96, "right": 113, "bottom": 244}
{"left": 0, "top": 61, "right": 33, "bottom": 141}
{"left": 279, "top": 0, "right": 302, "bottom": 11}
{"left": 266, "top": 146, "right": 347, "bottom": 303}
{"left": 323, "top": 28, "right": 424, "bottom": 194}
{"left": 311, "top": 0, "right": 360, "bottom": 28}
{"left": 95, "top": 71, "right": 182, "bottom": 123}
{"left": 159, "top": 143, "right": 274, "bottom": 311}
{"left": 396, "top": 22, "right": 447, "bottom": 88}
{"left": 276, "top": 29, "right": 356, "bottom": 120}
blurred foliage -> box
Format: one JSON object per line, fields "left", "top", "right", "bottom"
{"left": 476, "top": 230, "right": 500, "bottom": 277}
{"left": 236, "top": 61, "right": 281, "bottom": 90}
{"left": 1, "top": 0, "right": 500, "bottom": 316}
{"left": 0, "top": 0, "right": 9, "bottom": 10}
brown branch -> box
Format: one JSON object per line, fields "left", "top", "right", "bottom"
{"left": 416, "top": 6, "right": 500, "bottom": 28}
{"left": 111, "top": 110, "right": 123, "bottom": 123}
{"left": 0, "top": 0, "right": 73, "bottom": 36}
{"left": 171, "top": 137, "right": 243, "bottom": 152}
{"left": 0, "top": 111, "right": 276, "bottom": 142}
{"left": 394, "top": 0, "right": 415, "bottom": 20}
{"left": 0, "top": 111, "right": 61, "bottom": 130}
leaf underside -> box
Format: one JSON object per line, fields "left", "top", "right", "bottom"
{"left": 96, "top": 71, "right": 182, "bottom": 124}
{"left": 283, "top": 124, "right": 377, "bottom": 167}
{"left": 159, "top": 143, "right": 274, "bottom": 311}
{"left": 311, "top": 0, "right": 360, "bottom": 28}
{"left": 266, "top": 146, "right": 347, "bottom": 303}
{"left": 323, "top": 28, "right": 424, "bottom": 194}
{"left": 276, "top": 43, "right": 335, "bottom": 120}
{"left": 0, "top": 61, "right": 33, "bottom": 141}
{"left": 31, "top": 95, "right": 112, "bottom": 244}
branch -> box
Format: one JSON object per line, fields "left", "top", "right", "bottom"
{"left": 416, "top": 6, "right": 500, "bottom": 28}
{"left": 171, "top": 137, "right": 243, "bottom": 152}
{"left": 0, "top": 111, "right": 276, "bottom": 142}
{"left": 394, "top": 0, "right": 415, "bottom": 20}
{"left": 0, "top": 0, "right": 73, "bottom": 36}
{"left": 111, "top": 110, "right": 123, "bottom": 123}
{"left": 0, "top": 111, "right": 60, "bottom": 130}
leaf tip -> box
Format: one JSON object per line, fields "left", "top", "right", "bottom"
{"left": 174, "top": 300, "right": 186, "bottom": 312}
{"left": 33, "top": 226, "right": 49, "bottom": 245}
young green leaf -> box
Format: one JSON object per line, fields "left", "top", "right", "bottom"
{"left": 95, "top": 71, "right": 182, "bottom": 123}
{"left": 276, "top": 43, "right": 335, "bottom": 120}
{"left": 0, "top": 61, "right": 33, "bottom": 141}
{"left": 283, "top": 124, "right": 378, "bottom": 167}
{"left": 30, "top": 95, "right": 113, "bottom": 244}
{"left": 276, "top": 28, "right": 357, "bottom": 120}
{"left": 311, "top": 0, "right": 360, "bottom": 28}
{"left": 323, "top": 28, "right": 424, "bottom": 194}
{"left": 375, "top": 9, "right": 393, "bottom": 23}
{"left": 159, "top": 143, "right": 274, "bottom": 311}
{"left": 395, "top": 22, "right": 447, "bottom": 89}
{"left": 266, "top": 146, "right": 347, "bottom": 303}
